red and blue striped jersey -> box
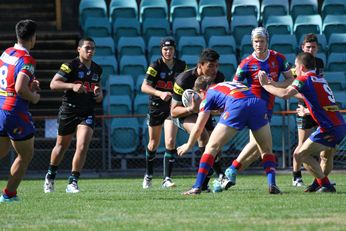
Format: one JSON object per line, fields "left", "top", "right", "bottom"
{"left": 233, "top": 50, "right": 291, "bottom": 111}
{"left": 0, "top": 44, "right": 36, "bottom": 112}
{"left": 200, "top": 82, "right": 255, "bottom": 112}
{"left": 291, "top": 71, "right": 345, "bottom": 130}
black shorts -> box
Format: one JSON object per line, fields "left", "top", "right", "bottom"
{"left": 296, "top": 114, "right": 317, "bottom": 130}
{"left": 147, "top": 101, "right": 171, "bottom": 127}
{"left": 57, "top": 103, "right": 95, "bottom": 136}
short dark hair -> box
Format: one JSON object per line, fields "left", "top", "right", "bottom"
{"left": 193, "top": 75, "right": 213, "bottom": 92}
{"left": 15, "top": 19, "right": 37, "bottom": 41}
{"left": 296, "top": 52, "right": 316, "bottom": 70}
{"left": 198, "top": 48, "right": 219, "bottom": 64}
{"left": 78, "top": 37, "right": 95, "bottom": 47}
{"left": 302, "top": 33, "right": 318, "bottom": 45}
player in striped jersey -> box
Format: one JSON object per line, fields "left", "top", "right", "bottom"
{"left": 177, "top": 76, "right": 281, "bottom": 195}
{"left": 0, "top": 19, "right": 40, "bottom": 202}
{"left": 259, "top": 52, "right": 346, "bottom": 193}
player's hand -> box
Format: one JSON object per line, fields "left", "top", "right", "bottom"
{"left": 177, "top": 143, "right": 191, "bottom": 156}
{"left": 73, "top": 83, "right": 87, "bottom": 94}
{"left": 31, "top": 92, "right": 40, "bottom": 104}
{"left": 159, "top": 91, "right": 172, "bottom": 102}
{"left": 296, "top": 104, "right": 308, "bottom": 116}
{"left": 93, "top": 86, "right": 103, "bottom": 103}
{"left": 258, "top": 70, "right": 269, "bottom": 86}
{"left": 31, "top": 78, "right": 40, "bottom": 91}
{"left": 190, "top": 93, "right": 201, "bottom": 113}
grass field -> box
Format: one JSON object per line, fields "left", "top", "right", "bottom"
{"left": 1, "top": 173, "right": 346, "bottom": 231}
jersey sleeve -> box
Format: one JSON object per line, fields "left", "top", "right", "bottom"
{"left": 19, "top": 55, "right": 36, "bottom": 80}
{"left": 172, "top": 73, "right": 187, "bottom": 102}
{"left": 199, "top": 91, "right": 214, "bottom": 112}
{"left": 291, "top": 75, "right": 307, "bottom": 92}
{"left": 57, "top": 61, "right": 74, "bottom": 80}
{"left": 145, "top": 61, "right": 159, "bottom": 85}
{"left": 233, "top": 60, "right": 248, "bottom": 82}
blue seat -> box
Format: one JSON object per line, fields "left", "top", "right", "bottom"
{"left": 199, "top": 0, "right": 227, "bottom": 20}
{"left": 288, "top": 97, "right": 299, "bottom": 111}
{"left": 218, "top": 54, "right": 238, "bottom": 81}
{"left": 270, "top": 34, "right": 297, "bottom": 54}
{"left": 178, "top": 36, "right": 206, "bottom": 57}
{"left": 240, "top": 35, "right": 253, "bottom": 58}
{"left": 293, "top": 15, "right": 322, "bottom": 41}
{"left": 83, "top": 17, "right": 111, "bottom": 37}
{"left": 298, "top": 34, "right": 327, "bottom": 53}
{"left": 271, "top": 115, "right": 290, "bottom": 152}
{"left": 79, "top": 0, "right": 107, "bottom": 26}
{"left": 230, "top": 15, "right": 258, "bottom": 46}
{"left": 231, "top": 0, "right": 260, "bottom": 22}
{"left": 180, "top": 54, "right": 199, "bottom": 69}
{"left": 201, "top": 16, "right": 229, "bottom": 41}
{"left": 208, "top": 35, "right": 236, "bottom": 55}
{"left": 261, "top": 0, "right": 289, "bottom": 24}
{"left": 333, "top": 91, "right": 346, "bottom": 109}
{"left": 322, "top": 0, "right": 346, "bottom": 19}
{"left": 109, "top": 0, "right": 138, "bottom": 23}
{"left": 265, "top": 15, "right": 293, "bottom": 35}
{"left": 140, "top": 0, "right": 168, "bottom": 22}
{"left": 328, "top": 33, "right": 346, "bottom": 54}
{"left": 327, "top": 53, "right": 346, "bottom": 72}
{"left": 107, "top": 75, "right": 134, "bottom": 98}
{"left": 172, "top": 17, "right": 200, "bottom": 41}
{"left": 315, "top": 52, "right": 327, "bottom": 66}
{"left": 142, "top": 18, "right": 170, "bottom": 43}
{"left": 117, "top": 36, "right": 145, "bottom": 59}
{"left": 119, "top": 55, "right": 148, "bottom": 82}
{"left": 284, "top": 53, "right": 297, "bottom": 66}
{"left": 323, "top": 15, "right": 346, "bottom": 40}
{"left": 104, "top": 95, "right": 132, "bottom": 115}
{"left": 149, "top": 54, "right": 162, "bottom": 64}
{"left": 93, "top": 55, "right": 118, "bottom": 88}
{"left": 170, "top": 0, "right": 198, "bottom": 22}
{"left": 290, "top": 0, "right": 318, "bottom": 22}
{"left": 111, "top": 118, "right": 139, "bottom": 154}
{"left": 92, "top": 37, "right": 115, "bottom": 56}
{"left": 274, "top": 97, "right": 287, "bottom": 111}
{"left": 324, "top": 72, "right": 346, "bottom": 91}
{"left": 147, "top": 36, "right": 162, "bottom": 61}
{"left": 112, "top": 18, "right": 140, "bottom": 43}
{"left": 136, "top": 74, "right": 146, "bottom": 95}
{"left": 233, "top": 128, "right": 250, "bottom": 151}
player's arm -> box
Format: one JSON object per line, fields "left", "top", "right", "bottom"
{"left": 15, "top": 72, "right": 40, "bottom": 104}
{"left": 270, "top": 69, "right": 294, "bottom": 88}
{"left": 259, "top": 71, "right": 298, "bottom": 99}
{"left": 50, "top": 74, "right": 87, "bottom": 94}
{"left": 141, "top": 79, "right": 171, "bottom": 101}
{"left": 171, "top": 81, "right": 199, "bottom": 118}
{"left": 177, "top": 110, "right": 211, "bottom": 156}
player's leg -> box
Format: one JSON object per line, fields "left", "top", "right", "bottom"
{"left": 0, "top": 137, "right": 11, "bottom": 159}
{"left": 162, "top": 118, "right": 178, "bottom": 188}
{"left": 320, "top": 149, "right": 334, "bottom": 176}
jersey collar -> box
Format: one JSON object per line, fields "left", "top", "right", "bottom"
{"left": 14, "top": 43, "right": 29, "bottom": 54}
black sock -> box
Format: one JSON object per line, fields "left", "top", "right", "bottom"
{"left": 293, "top": 171, "right": 302, "bottom": 180}
{"left": 213, "top": 157, "right": 223, "bottom": 177}
{"left": 201, "top": 168, "right": 214, "bottom": 190}
{"left": 47, "top": 165, "right": 58, "bottom": 180}
{"left": 164, "top": 149, "right": 176, "bottom": 178}
{"left": 146, "top": 147, "right": 156, "bottom": 176}
{"left": 68, "top": 171, "right": 80, "bottom": 184}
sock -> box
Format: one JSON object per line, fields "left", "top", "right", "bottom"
{"left": 231, "top": 159, "right": 242, "bottom": 171}
{"left": 201, "top": 168, "right": 214, "bottom": 190}
{"left": 193, "top": 154, "right": 215, "bottom": 189}
{"left": 145, "top": 147, "right": 156, "bottom": 176}
{"left": 3, "top": 188, "right": 17, "bottom": 198}
{"left": 316, "top": 177, "right": 331, "bottom": 187}
{"left": 262, "top": 153, "right": 277, "bottom": 186}
{"left": 213, "top": 151, "right": 223, "bottom": 177}
{"left": 163, "top": 149, "right": 176, "bottom": 179}
{"left": 293, "top": 171, "right": 302, "bottom": 180}
{"left": 47, "top": 165, "right": 58, "bottom": 180}
{"left": 68, "top": 171, "right": 80, "bottom": 184}
{"left": 310, "top": 178, "right": 319, "bottom": 188}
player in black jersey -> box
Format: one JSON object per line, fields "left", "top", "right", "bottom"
{"left": 171, "top": 48, "right": 230, "bottom": 192}
{"left": 44, "top": 37, "right": 103, "bottom": 193}
{"left": 292, "top": 33, "right": 327, "bottom": 187}
{"left": 142, "top": 37, "right": 187, "bottom": 189}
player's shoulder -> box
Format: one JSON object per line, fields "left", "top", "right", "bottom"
{"left": 270, "top": 49, "right": 286, "bottom": 59}
{"left": 174, "top": 58, "right": 187, "bottom": 68}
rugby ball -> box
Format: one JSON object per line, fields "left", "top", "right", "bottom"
{"left": 182, "top": 89, "right": 200, "bottom": 107}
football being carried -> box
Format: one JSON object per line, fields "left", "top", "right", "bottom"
{"left": 182, "top": 89, "right": 201, "bottom": 108}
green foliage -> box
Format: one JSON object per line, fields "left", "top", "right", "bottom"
{"left": 1, "top": 173, "right": 346, "bottom": 231}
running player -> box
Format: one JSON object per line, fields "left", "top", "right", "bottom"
{"left": 178, "top": 76, "right": 281, "bottom": 195}
{"left": 43, "top": 37, "right": 103, "bottom": 193}
{"left": 259, "top": 52, "right": 346, "bottom": 193}
{"left": 141, "top": 37, "right": 186, "bottom": 189}
{"left": 0, "top": 19, "right": 40, "bottom": 202}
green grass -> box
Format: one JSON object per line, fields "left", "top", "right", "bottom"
{"left": 1, "top": 173, "right": 346, "bottom": 231}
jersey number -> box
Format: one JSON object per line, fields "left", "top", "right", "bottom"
{"left": 0, "top": 66, "right": 8, "bottom": 90}
{"left": 323, "top": 83, "right": 335, "bottom": 103}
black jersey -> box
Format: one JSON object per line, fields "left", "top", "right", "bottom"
{"left": 173, "top": 67, "right": 225, "bottom": 102}
{"left": 145, "top": 57, "right": 187, "bottom": 104}
{"left": 57, "top": 57, "right": 102, "bottom": 111}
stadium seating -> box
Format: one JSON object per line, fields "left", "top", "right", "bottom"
{"left": 107, "top": 75, "right": 135, "bottom": 98}
{"left": 201, "top": 16, "right": 229, "bottom": 42}
{"left": 83, "top": 17, "right": 111, "bottom": 37}
{"left": 290, "top": 0, "right": 318, "bottom": 22}
{"left": 119, "top": 55, "right": 148, "bottom": 82}
{"left": 322, "top": 15, "right": 346, "bottom": 40}
{"left": 284, "top": 53, "right": 297, "bottom": 66}
{"left": 274, "top": 97, "right": 287, "bottom": 111}
{"left": 208, "top": 35, "right": 236, "bottom": 55}
{"left": 180, "top": 54, "right": 199, "bottom": 69}
{"left": 104, "top": 95, "right": 132, "bottom": 116}
{"left": 261, "top": 0, "right": 289, "bottom": 24}
{"left": 324, "top": 72, "right": 346, "bottom": 91}
{"left": 328, "top": 33, "right": 346, "bottom": 54}
{"left": 93, "top": 55, "right": 118, "bottom": 88}
{"left": 288, "top": 97, "right": 299, "bottom": 111}
{"left": 327, "top": 53, "right": 346, "bottom": 72}
{"left": 178, "top": 36, "right": 206, "bottom": 57}
{"left": 134, "top": 94, "right": 149, "bottom": 115}
{"left": 109, "top": 0, "right": 138, "bottom": 23}
{"left": 111, "top": 118, "right": 139, "bottom": 154}
{"left": 321, "top": 0, "right": 346, "bottom": 19}
{"left": 240, "top": 35, "right": 253, "bottom": 59}
{"left": 142, "top": 18, "right": 170, "bottom": 43}
{"left": 231, "top": 15, "right": 258, "bottom": 46}
{"left": 140, "top": 0, "right": 168, "bottom": 22}
{"left": 198, "top": 0, "right": 227, "bottom": 20}
{"left": 271, "top": 115, "right": 291, "bottom": 152}
{"left": 270, "top": 34, "right": 297, "bottom": 54}
{"left": 265, "top": 15, "right": 293, "bottom": 35}
{"left": 93, "top": 37, "right": 115, "bottom": 56}
{"left": 112, "top": 18, "right": 141, "bottom": 42}
{"left": 79, "top": 0, "right": 107, "bottom": 26}
{"left": 316, "top": 52, "right": 327, "bottom": 66}
{"left": 293, "top": 14, "right": 322, "bottom": 41}
{"left": 231, "top": 0, "right": 260, "bottom": 21}
{"left": 218, "top": 54, "right": 238, "bottom": 81}
{"left": 170, "top": 0, "right": 198, "bottom": 22}
{"left": 172, "top": 17, "right": 200, "bottom": 41}
{"left": 333, "top": 91, "right": 346, "bottom": 109}
{"left": 147, "top": 36, "right": 163, "bottom": 61}
{"left": 117, "top": 36, "right": 145, "bottom": 59}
